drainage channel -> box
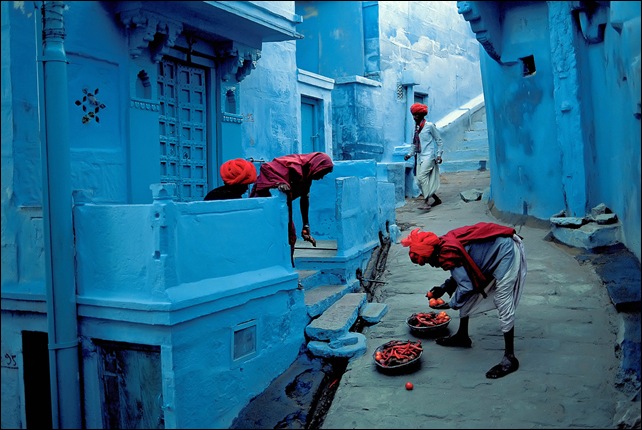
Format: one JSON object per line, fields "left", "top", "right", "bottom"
{"left": 304, "top": 234, "right": 392, "bottom": 429}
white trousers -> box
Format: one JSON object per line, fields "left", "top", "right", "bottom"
{"left": 416, "top": 158, "right": 440, "bottom": 200}
{"left": 459, "top": 235, "right": 527, "bottom": 333}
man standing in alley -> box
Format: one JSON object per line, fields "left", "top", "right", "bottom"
{"left": 404, "top": 103, "right": 444, "bottom": 211}
{"left": 401, "top": 222, "right": 527, "bottom": 379}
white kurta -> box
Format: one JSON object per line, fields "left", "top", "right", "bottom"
{"left": 407, "top": 121, "right": 443, "bottom": 199}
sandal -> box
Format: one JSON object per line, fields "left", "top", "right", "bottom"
{"left": 486, "top": 355, "right": 519, "bottom": 379}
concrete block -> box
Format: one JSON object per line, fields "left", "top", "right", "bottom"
{"left": 307, "top": 333, "right": 367, "bottom": 360}
{"left": 359, "top": 302, "right": 388, "bottom": 324}
{"left": 551, "top": 223, "right": 621, "bottom": 249}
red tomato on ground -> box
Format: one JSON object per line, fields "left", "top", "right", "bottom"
{"left": 405, "top": 382, "right": 414, "bottom": 390}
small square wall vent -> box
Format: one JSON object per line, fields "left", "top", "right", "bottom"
{"left": 233, "top": 320, "right": 257, "bottom": 362}
{"left": 521, "top": 55, "right": 536, "bottom": 77}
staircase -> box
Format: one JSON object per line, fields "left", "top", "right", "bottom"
{"left": 440, "top": 107, "right": 489, "bottom": 173}
{"left": 294, "top": 240, "right": 388, "bottom": 361}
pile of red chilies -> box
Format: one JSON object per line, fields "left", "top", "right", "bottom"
{"left": 409, "top": 311, "right": 450, "bottom": 327}
{"left": 375, "top": 340, "right": 422, "bottom": 367}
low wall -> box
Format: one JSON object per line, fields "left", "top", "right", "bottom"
{"left": 73, "top": 185, "right": 307, "bottom": 428}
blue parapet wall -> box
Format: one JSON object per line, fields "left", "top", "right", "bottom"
{"left": 74, "top": 192, "right": 295, "bottom": 297}
{"left": 73, "top": 190, "right": 308, "bottom": 428}
{"left": 292, "top": 159, "right": 397, "bottom": 243}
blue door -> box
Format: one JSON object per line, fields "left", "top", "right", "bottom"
{"left": 158, "top": 60, "right": 208, "bottom": 201}
{"left": 301, "top": 96, "right": 321, "bottom": 153}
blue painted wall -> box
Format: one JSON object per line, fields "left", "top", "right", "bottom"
{"left": 296, "top": 1, "right": 366, "bottom": 78}
{"left": 294, "top": 1, "right": 484, "bottom": 162}
{"left": 460, "top": 1, "right": 641, "bottom": 260}
{"left": 1, "top": 2, "right": 320, "bottom": 428}
{"left": 240, "top": 40, "right": 301, "bottom": 158}
{"left": 480, "top": 2, "right": 566, "bottom": 217}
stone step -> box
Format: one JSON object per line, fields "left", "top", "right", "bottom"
{"left": 441, "top": 159, "right": 488, "bottom": 173}
{"left": 447, "top": 146, "right": 488, "bottom": 160}
{"left": 304, "top": 284, "right": 352, "bottom": 318}
{"left": 294, "top": 239, "right": 338, "bottom": 253}
{"left": 459, "top": 135, "right": 488, "bottom": 148}
{"left": 296, "top": 269, "right": 319, "bottom": 289}
{"left": 359, "top": 302, "right": 388, "bottom": 324}
{"left": 305, "top": 301, "right": 388, "bottom": 360}
{"left": 307, "top": 332, "right": 367, "bottom": 360}
{"left": 305, "top": 292, "right": 367, "bottom": 341}
{"left": 469, "top": 120, "right": 488, "bottom": 131}
{"left": 294, "top": 240, "right": 340, "bottom": 269}
{"left": 463, "top": 128, "right": 488, "bottom": 140}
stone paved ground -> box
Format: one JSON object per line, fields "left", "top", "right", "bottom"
{"left": 322, "top": 170, "right": 640, "bottom": 429}
{"left": 232, "top": 170, "right": 641, "bottom": 429}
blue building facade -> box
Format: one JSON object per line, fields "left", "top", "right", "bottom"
{"left": 3, "top": 0, "right": 639, "bottom": 428}
{"left": 295, "top": 1, "right": 484, "bottom": 161}
{"left": 458, "top": 1, "right": 641, "bottom": 261}
{"left": 1, "top": 2, "right": 314, "bottom": 428}
{"left": 0, "top": 1, "right": 500, "bottom": 428}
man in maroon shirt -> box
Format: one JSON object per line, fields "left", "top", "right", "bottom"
{"left": 251, "top": 152, "right": 334, "bottom": 267}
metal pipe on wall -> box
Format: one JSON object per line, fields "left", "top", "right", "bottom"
{"left": 39, "top": 1, "right": 82, "bottom": 428}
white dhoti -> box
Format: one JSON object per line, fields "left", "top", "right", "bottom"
{"left": 458, "top": 235, "right": 527, "bottom": 333}
{"left": 416, "top": 158, "right": 440, "bottom": 199}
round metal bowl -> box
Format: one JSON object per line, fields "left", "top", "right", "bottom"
{"left": 406, "top": 312, "right": 450, "bottom": 334}
{"left": 373, "top": 340, "right": 423, "bottom": 374}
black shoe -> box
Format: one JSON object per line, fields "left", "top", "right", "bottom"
{"left": 435, "top": 335, "right": 472, "bottom": 348}
{"left": 486, "top": 355, "right": 519, "bottom": 379}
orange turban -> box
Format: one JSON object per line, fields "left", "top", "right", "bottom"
{"left": 410, "top": 103, "right": 428, "bottom": 115}
{"left": 220, "top": 159, "right": 257, "bottom": 185}
{"left": 401, "top": 228, "right": 439, "bottom": 258}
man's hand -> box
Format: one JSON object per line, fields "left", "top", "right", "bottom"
{"left": 301, "top": 225, "right": 317, "bottom": 247}
{"left": 427, "top": 285, "right": 446, "bottom": 299}
{"left": 404, "top": 154, "right": 412, "bottom": 161}
{"left": 277, "top": 183, "right": 291, "bottom": 192}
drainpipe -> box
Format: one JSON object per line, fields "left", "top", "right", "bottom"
{"left": 401, "top": 69, "right": 419, "bottom": 143}
{"left": 39, "top": 2, "right": 82, "bottom": 428}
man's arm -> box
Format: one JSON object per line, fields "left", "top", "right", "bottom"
{"left": 299, "top": 192, "right": 316, "bottom": 246}
{"left": 300, "top": 192, "right": 310, "bottom": 227}
{"left": 404, "top": 147, "right": 417, "bottom": 161}
{"left": 448, "top": 266, "right": 476, "bottom": 309}
{"left": 430, "top": 123, "right": 444, "bottom": 159}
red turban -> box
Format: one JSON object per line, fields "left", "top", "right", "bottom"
{"left": 400, "top": 228, "right": 439, "bottom": 258}
{"left": 410, "top": 103, "right": 428, "bottom": 115}
{"left": 220, "top": 159, "right": 257, "bottom": 185}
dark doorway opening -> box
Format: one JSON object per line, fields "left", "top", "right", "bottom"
{"left": 23, "top": 330, "right": 53, "bottom": 429}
